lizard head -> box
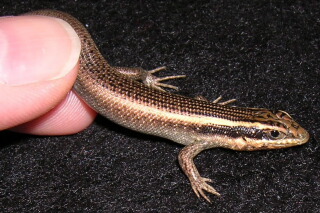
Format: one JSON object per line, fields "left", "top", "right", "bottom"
{"left": 231, "top": 109, "right": 310, "bottom": 151}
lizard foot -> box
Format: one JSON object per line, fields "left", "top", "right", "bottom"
{"left": 190, "top": 176, "right": 221, "bottom": 203}
{"left": 142, "top": 66, "right": 186, "bottom": 92}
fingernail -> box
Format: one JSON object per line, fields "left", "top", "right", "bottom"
{"left": 0, "top": 15, "right": 81, "bottom": 85}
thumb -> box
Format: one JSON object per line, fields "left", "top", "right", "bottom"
{"left": 0, "top": 15, "right": 81, "bottom": 130}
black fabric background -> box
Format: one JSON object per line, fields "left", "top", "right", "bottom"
{"left": 1, "top": 1, "right": 319, "bottom": 212}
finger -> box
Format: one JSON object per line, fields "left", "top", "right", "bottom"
{"left": 0, "top": 15, "right": 83, "bottom": 131}
{"left": 11, "top": 90, "right": 97, "bottom": 135}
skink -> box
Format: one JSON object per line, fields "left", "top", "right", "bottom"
{"left": 24, "top": 10, "right": 310, "bottom": 202}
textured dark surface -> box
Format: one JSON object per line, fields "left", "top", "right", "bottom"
{"left": 0, "top": 1, "right": 319, "bottom": 212}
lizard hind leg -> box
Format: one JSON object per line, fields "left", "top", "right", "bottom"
{"left": 112, "top": 66, "right": 186, "bottom": 92}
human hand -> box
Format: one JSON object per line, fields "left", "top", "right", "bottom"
{"left": 0, "top": 14, "right": 96, "bottom": 135}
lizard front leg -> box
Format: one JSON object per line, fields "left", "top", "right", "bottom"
{"left": 178, "top": 140, "right": 220, "bottom": 203}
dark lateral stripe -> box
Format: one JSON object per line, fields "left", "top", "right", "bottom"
{"left": 196, "top": 124, "right": 264, "bottom": 139}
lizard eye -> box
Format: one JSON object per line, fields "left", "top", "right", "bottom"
{"left": 264, "top": 130, "right": 285, "bottom": 140}
{"left": 271, "top": 130, "right": 279, "bottom": 138}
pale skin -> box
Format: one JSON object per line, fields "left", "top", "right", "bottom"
{"left": 0, "top": 15, "right": 95, "bottom": 134}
